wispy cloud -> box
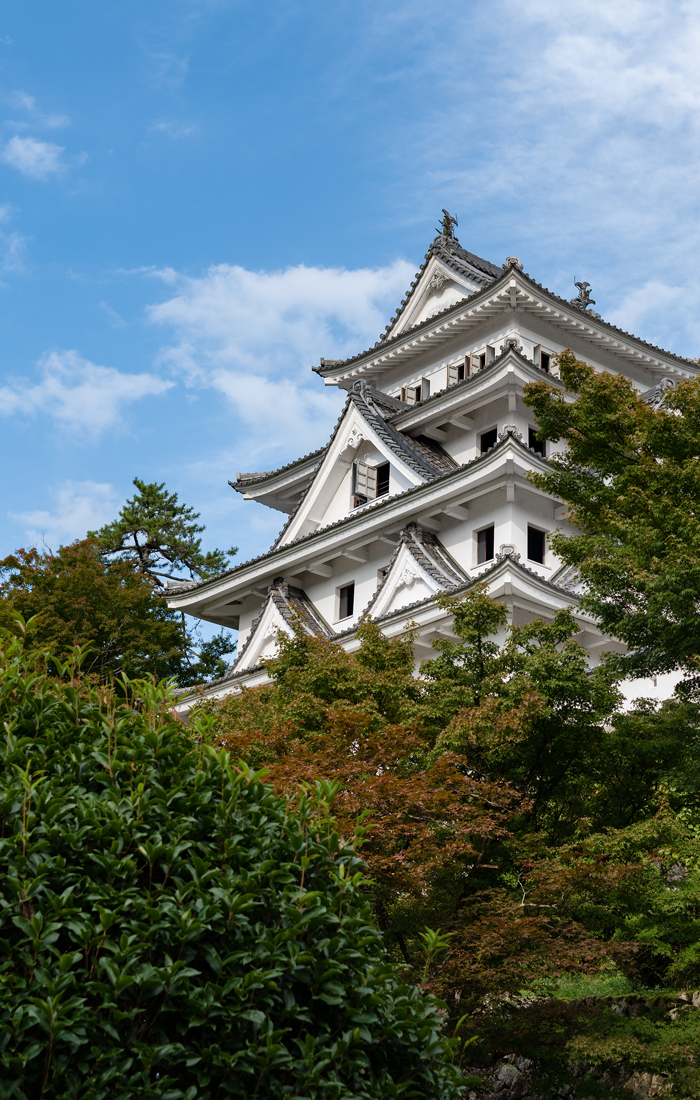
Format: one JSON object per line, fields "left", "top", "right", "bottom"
{"left": 5, "top": 89, "right": 70, "bottom": 129}
{"left": 0, "top": 349, "right": 173, "bottom": 437}
{"left": 151, "top": 121, "right": 196, "bottom": 138}
{"left": 146, "top": 259, "right": 414, "bottom": 454}
{"left": 10, "top": 480, "right": 121, "bottom": 549}
{"left": 354, "top": 0, "right": 700, "bottom": 354}
{"left": 0, "top": 135, "right": 65, "bottom": 179}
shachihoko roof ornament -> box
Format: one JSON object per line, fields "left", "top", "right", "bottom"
{"left": 570, "top": 279, "right": 601, "bottom": 318}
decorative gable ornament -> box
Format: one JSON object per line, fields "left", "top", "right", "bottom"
{"left": 342, "top": 424, "right": 365, "bottom": 453}
{"left": 498, "top": 425, "right": 523, "bottom": 442}
{"left": 500, "top": 337, "right": 523, "bottom": 354}
{"left": 497, "top": 544, "right": 521, "bottom": 562}
{"left": 428, "top": 270, "right": 449, "bottom": 294}
{"left": 397, "top": 565, "right": 420, "bottom": 590}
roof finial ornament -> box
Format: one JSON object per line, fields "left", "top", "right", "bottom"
{"left": 570, "top": 279, "right": 595, "bottom": 311}
{"left": 437, "top": 209, "right": 458, "bottom": 240}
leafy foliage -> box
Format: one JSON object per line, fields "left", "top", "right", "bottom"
{"left": 0, "top": 629, "right": 462, "bottom": 1100}
{"left": 200, "top": 592, "right": 700, "bottom": 1091}
{"left": 0, "top": 541, "right": 236, "bottom": 687}
{"left": 523, "top": 350, "right": 700, "bottom": 678}
{"left": 0, "top": 541, "right": 188, "bottom": 683}
{"left": 93, "top": 478, "right": 236, "bottom": 586}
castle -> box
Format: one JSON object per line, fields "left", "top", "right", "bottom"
{"left": 167, "top": 216, "right": 697, "bottom": 710}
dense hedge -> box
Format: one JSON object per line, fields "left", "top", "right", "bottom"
{"left": 0, "top": 635, "right": 461, "bottom": 1099}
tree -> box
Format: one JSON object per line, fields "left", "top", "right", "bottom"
{"left": 94, "top": 477, "right": 237, "bottom": 586}
{"left": 200, "top": 593, "right": 700, "bottom": 1093}
{"left": 0, "top": 540, "right": 187, "bottom": 682}
{"left": 0, "top": 540, "right": 236, "bottom": 686}
{"left": 0, "top": 629, "right": 463, "bottom": 1100}
{"left": 523, "top": 350, "right": 700, "bottom": 678}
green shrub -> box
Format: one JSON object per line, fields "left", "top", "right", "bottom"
{"left": 0, "top": 633, "right": 461, "bottom": 1099}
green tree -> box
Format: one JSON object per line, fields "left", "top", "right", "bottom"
{"left": 201, "top": 593, "right": 700, "bottom": 1092}
{"left": 0, "top": 540, "right": 236, "bottom": 686}
{"left": 94, "top": 477, "right": 237, "bottom": 586}
{"left": 523, "top": 349, "right": 700, "bottom": 679}
{"left": 0, "top": 628, "right": 462, "bottom": 1100}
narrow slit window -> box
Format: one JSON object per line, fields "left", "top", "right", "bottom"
{"left": 527, "top": 526, "right": 546, "bottom": 564}
{"left": 541, "top": 351, "right": 551, "bottom": 373}
{"left": 338, "top": 582, "right": 355, "bottom": 620}
{"left": 480, "top": 427, "right": 498, "bottom": 454}
{"left": 477, "top": 525, "right": 494, "bottom": 564}
{"left": 528, "top": 427, "right": 546, "bottom": 457}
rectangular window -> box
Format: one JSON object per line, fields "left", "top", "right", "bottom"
{"left": 376, "top": 462, "right": 390, "bottom": 496}
{"left": 448, "top": 361, "right": 466, "bottom": 386}
{"left": 528, "top": 426, "right": 546, "bottom": 457}
{"left": 480, "top": 427, "right": 498, "bottom": 453}
{"left": 401, "top": 384, "right": 421, "bottom": 405}
{"left": 472, "top": 351, "right": 486, "bottom": 371}
{"left": 477, "top": 525, "right": 494, "bottom": 564}
{"left": 486, "top": 344, "right": 496, "bottom": 365}
{"left": 354, "top": 460, "right": 389, "bottom": 507}
{"left": 533, "top": 345, "right": 551, "bottom": 373}
{"left": 338, "top": 582, "right": 355, "bottom": 620}
{"left": 527, "top": 525, "right": 546, "bottom": 564}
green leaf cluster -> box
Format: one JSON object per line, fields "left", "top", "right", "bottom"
{"left": 523, "top": 350, "right": 700, "bottom": 679}
{"left": 0, "top": 631, "right": 461, "bottom": 1099}
{"left": 93, "top": 478, "right": 236, "bottom": 585}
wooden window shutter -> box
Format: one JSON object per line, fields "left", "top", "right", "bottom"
{"left": 355, "top": 462, "right": 377, "bottom": 499}
{"left": 448, "top": 363, "right": 460, "bottom": 385}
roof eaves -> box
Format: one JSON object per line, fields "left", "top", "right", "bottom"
{"left": 314, "top": 265, "right": 697, "bottom": 379}
{"left": 167, "top": 429, "right": 545, "bottom": 602}
{"left": 332, "top": 552, "right": 581, "bottom": 639}
{"left": 231, "top": 445, "right": 327, "bottom": 492}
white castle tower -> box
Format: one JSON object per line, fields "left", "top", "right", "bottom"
{"left": 167, "top": 215, "right": 698, "bottom": 709}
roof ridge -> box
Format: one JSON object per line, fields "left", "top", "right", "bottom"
{"left": 314, "top": 265, "right": 698, "bottom": 377}
{"left": 168, "top": 431, "right": 544, "bottom": 598}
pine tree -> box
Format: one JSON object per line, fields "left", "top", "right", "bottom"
{"left": 93, "top": 477, "right": 236, "bottom": 586}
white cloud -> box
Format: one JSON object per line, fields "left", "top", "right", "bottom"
{"left": 350, "top": 0, "right": 700, "bottom": 353}
{"left": 10, "top": 480, "right": 121, "bottom": 549}
{"left": 0, "top": 349, "right": 173, "bottom": 437}
{"left": 151, "top": 121, "right": 196, "bottom": 137}
{"left": 146, "top": 259, "right": 414, "bottom": 453}
{"left": 5, "top": 89, "right": 70, "bottom": 129}
{"left": 1, "top": 135, "right": 64, "bottom": 178}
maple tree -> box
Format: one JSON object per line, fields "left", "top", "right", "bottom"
{"left": 200, "top": 587, "right": 700, "bottom": 1088}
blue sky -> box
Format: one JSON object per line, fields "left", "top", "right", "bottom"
{"left": 1, "top": 0, "right": 699, "bottom": 586}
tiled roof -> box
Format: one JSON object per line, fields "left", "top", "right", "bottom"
{"left": 266, "top": 381, "right": 457, "bottom": 551}
{"left": 166, "top": 428, "right": 541, "bottom": 600}
{"left": 331, "top": 550, "right": 580, "bottom": 640}
{"left": 642, "top": 377, "right": 676, "bottom": 409}
{"left": 363, "top": 522, "right": 468, "bottom": 617}
{"left": 231, "top": 445, "right": 327, "bottom": 492}
{"left": 313, "top": 254, "right": 697, "bottom": 377}
{"left": 227, "top": 578, "right": 333, "bottom": 678}
{"left": 178, "top": 547, "right": 581, "bottom": 700}
{"left": 378, "top": 233, "right": 502, "bottom": 342}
